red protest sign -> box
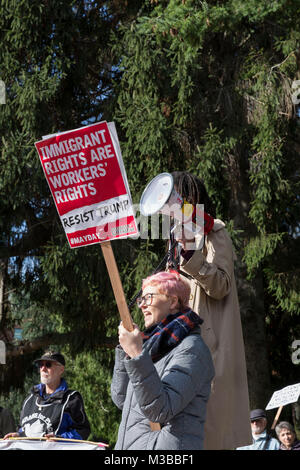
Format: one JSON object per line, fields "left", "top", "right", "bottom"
{"left": 35, "top": 121, "right": 138, "bottom": 248}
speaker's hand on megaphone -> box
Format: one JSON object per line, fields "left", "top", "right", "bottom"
{"left": 173, "top": 224, "right": 196, "bottom": 251}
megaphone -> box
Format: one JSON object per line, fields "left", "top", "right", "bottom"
{"left": 140, "top": 173, "right": 183, "bottom": 217}
{"left": 139, "top": 173, "right": 214, "bottom": 240}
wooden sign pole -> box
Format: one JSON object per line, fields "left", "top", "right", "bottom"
{"left": 101, "top": 241, "right": 133, "bottom": 332}
{"left": 271, "top": 405, "right": 283, "bottom": 430}
{"left": 101, "top": 241, "right": 161, "bottom": 432}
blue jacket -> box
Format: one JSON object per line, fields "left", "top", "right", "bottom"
{"left": 236, "top": 431, "right": 280, "bottom": 450}
{"left": 19, "top": 379, "right": 90, "bottom": 440}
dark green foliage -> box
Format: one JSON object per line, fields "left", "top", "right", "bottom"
{"left": 0, "top": 0, "right": 144, "bottom": 442}
{"left": 114, "top": 0, "right": 300, "bottom": 310}
{"left": 112, "top": 0, "right": 300, "bottom": 406}
{"left": 1, "top": 0, "right": 300, "bottom": 443}
{"left": 0, "top": 370, "right": 40, "bottom": 427}
{"left": 63, "top": 349, "right": 121, "bottom": 446}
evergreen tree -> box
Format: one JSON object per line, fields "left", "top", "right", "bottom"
{"left": 112, "top": 0, "right": 300, "bottom": 407}
{"left": 0, "top": 0, "right": 143, "bottom": 397}
{"left": 1, "top": 0, "right": 300, "bottom": 443}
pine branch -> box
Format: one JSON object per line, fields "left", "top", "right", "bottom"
{"left": 5, "top": 332, "right": 117, "bottom": 358}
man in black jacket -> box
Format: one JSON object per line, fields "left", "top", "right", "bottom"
{"left": 4, "top": 351, "right": 90, "bottom": 440}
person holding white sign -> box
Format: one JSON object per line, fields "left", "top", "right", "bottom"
{"left": 275, "top": 421, "right": 300, "bottom": 450}
{"left": 236, "top": 409, "right": 280, "bottom": 450}
{"left": 111, "top": 271, "right": 214, "bottom": 450}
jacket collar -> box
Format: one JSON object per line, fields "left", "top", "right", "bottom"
{"left": 252, "top": 430, "right": 267, "bottom": 441}
{"left": 33, "top": 378, "right": 68, "bottom": 398}
{"left": 212, "top": 219, "right": 225, "bottom": 232}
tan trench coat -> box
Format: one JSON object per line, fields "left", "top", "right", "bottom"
{"left": 180, "top": 219, "right": 252, "bottom": 450}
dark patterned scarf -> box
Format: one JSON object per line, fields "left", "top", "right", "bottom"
{"left": 141, "top": 309, "right": 203, "bottom": 362}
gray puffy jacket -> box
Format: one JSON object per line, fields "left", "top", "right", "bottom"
{"left": 111, "top": 328, "right": 214, "bottom": 450}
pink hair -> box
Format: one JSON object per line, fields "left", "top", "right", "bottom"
{"left": 142, "top": 271, "right": 191, "bottom": 310}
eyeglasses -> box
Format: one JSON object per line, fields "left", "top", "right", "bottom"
{"left": 38, "top": 361, "right": 54, "bottom": 369}
{"left": 136, "top": 293, "right": 168, "bottom": 307}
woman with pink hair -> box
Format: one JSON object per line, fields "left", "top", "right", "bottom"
{"left": 111, "top": 271, "right": 214, "bottom": 450}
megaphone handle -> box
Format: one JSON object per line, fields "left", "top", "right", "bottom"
{"left": 101, "top": 241, "right": 134, "bottom": 332}
{"left": 166, "top": 228, "right": 180, "bottom": 270}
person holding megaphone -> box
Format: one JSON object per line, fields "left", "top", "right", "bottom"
{"left": 139, "top": 171, "right": 252, "bottom": 450}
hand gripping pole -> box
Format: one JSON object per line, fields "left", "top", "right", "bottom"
{"left": 101, "top": 241, "right": 161, "bottom": 432}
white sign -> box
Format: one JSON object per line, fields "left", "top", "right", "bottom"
{"left": 266, "top": 383, "right": 300, "bottom": 410}
{"left": 0, "top": 438, "right": 106, "bottom": 450}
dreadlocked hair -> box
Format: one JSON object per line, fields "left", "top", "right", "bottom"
{"left": 172, "top": 171, "right": 216, "bottom": 218}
